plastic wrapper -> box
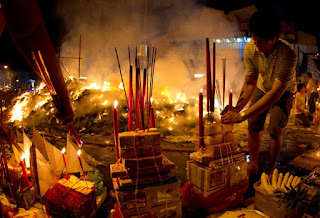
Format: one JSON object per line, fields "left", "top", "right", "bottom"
{"left": 181, "top": 178, "right": 249, "bottom": 214}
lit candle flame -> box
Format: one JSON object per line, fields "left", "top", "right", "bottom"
{"left": 118, "top": 82, "right": 124, "bottom": 90}
{"left": 114, "top": 100, "right": 118, "bottom": 109}
{"left": 150, "top": 97, "right": 153, "bottom": 105}
{"left": 61, "top": 148, "right": 66, "bottom": 154}
{"left": 77, "top": 150, "right": 81, "bottom": 156}
{"left": 200, "top": 88, "right": 203, "bottom": 93}
{"left": 230, "top": 89, "right": 232, "bottom": 92}
{"left": 20, "top": 153, "right": 26, "bottom": 161}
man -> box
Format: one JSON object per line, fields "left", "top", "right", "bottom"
{"left": 221, "top": 10, "right": 297, "bottom": 175}
{"left": 295, "top": 83, "right": 314, "bottom": 127}
{"left": 306, "top": 72, "right": 319, "bottom": 114}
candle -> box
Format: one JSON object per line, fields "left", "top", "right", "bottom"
{"left": 113, "top": 100, "right": 120, "bottom": 160}
{"left": 199, "top": 89, "right": 204, "bottom": 148}
{"left": 211, "top": 42, "right": 216, "bottom": 113}
{"left": 135, "top": 65, "right": 140, "bottom": 130}
{"left": 143, "top": 68, "right": 147, "bottom": 119}
{"left": 20, "top": 154, "right": 30, "bottom": 187}
{"left": 149, "top": 97, "right": 155, "bottom": 128}
{"left": 77, "top": 150, "right": 84, "bottom": 173}
{"left": 206, "top": 38, "right": 212, "bottom": 113}
{"left": 128, "top": 65, "right": 133, "bottom": 131}
{"left": 61, "top": 148, "right": 67, "bottom": 170}
{"left": 222, "top": 57, "right": 226, "bottom": 108}
{"left": 229, "top": 89, "right": 232, "bottom": 111}
{"left": 77, "top": 150, "right": 89, "bottom": 188}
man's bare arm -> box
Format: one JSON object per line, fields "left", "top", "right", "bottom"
{"left": 244, "top": 80, "right": 288, "bottom": 119}
{"left": 233, "top": 75, "right": 257, "bottom": 113}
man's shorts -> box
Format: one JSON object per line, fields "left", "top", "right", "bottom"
{"left": 248, "top": 88, "right": 294, "bottom": 136}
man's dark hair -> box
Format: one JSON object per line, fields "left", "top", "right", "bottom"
{"left": 307, "top": 72, "right": 312, "bottom": 78}
{"left": 297, "top": 83, "right": 305, "bottom": 92}
{"left": 249, "top": 10, "right": 281, "bottom": 38}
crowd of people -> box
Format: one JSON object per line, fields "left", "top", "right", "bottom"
{"left": 295, "top": 72, "right": 320, "bottom": 129}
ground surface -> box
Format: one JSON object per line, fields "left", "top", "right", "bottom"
{"left": 81, "top": 110, "right": 320, "bottom": 216}
{"left": 4, "top": 99, "right": 320, "bottom": 216}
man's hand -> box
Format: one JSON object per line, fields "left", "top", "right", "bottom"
{"left": 220, "top": 105, "right": 238, "bottom": 116}
{"left": 221, "top": 111, "right": 244, "bottom": 124}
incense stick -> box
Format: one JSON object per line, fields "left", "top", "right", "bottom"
{"left": 215, "top": 80, "right": 223, "bottom": 110}
{"left": 115, "top": 47, "right": 129, "bottom": 108}
{"left": 150, "top": 47, "right": 157, "bottom": 101}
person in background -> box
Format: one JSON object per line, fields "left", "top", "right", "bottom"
{"left": 295, "top": 83, "right": 314, "bottom": 127}
{"left": 306, "top": 72, "right": 319, "bottom": 114}
{"left": 221, "top": 10, "right": 297, "bottom": 175}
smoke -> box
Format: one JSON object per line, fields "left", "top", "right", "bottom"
{"left": 56, "top": 0, "right": 245, "bottom": 101}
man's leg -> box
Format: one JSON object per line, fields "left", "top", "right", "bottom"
{"left": 267, "top": 133, "right": 282, "bottom": 174}
{"left": 248, "top": 131, "right": 261, "bottom": 174}
{"left": 267, "top": 92, "right": 294, "bottom": 174}
{"left": 247, "top": 88, "right": 269, "bottom": 174}
{"left": 296, "top": 113, "right": 311, "bottom": 127}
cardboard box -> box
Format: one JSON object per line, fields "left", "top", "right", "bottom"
{"left": 187, "top": 158, "right": 248, "bottom": 196}
{"left": 113, "top": 178, "right": 181, "bottom": 215}
{"left": 204, "top": 123, "right": 233, "bottom": 136}
{"left": 2, "top": 163, "right": 36, "bottom": 209}
{"left": 187, "top": 161, "right": 229, "bottom": 193}
{"left": 118, "top": 171, "right": 176, "bottom": 187}
{"left": 119, "top": 130, "right": 161, "bottom": 149}
{"left": 5, "top": 163, "right": 31, "bottom": 190}
{"left": 116, "top": 200, "right": 182, "bottom": 218}
{"left": 110, "top": 157, "right": 175, "bottom": 179}
{"left": 204, "top": 132, "right": 234, "bottom": 145}
{"left": 43, "top": 177, "right": 96, "bottom": 217}
{"left": 208, "top": 153, "right": 246, "bottom": 168}
{"left": 124, "top": 155, "right": 163, "bottom": 169}
{"left": 254, "top": 179, "right": 287, "bottom": 218}
{"left": 2, "top": 185, "right": 37, "bottom": 209}
{"left": 120, "top": 145, "right": 162, "bottom": 159}
{"left": 192, "top": 141, "right": 241, "bottom": 163}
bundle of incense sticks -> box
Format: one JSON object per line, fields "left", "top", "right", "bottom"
{"left": 205, "top": 38, "right": 217, "bottom": 121}
{"left": 32, "top": 50, "right": 82, "bottom": 147}
{"left": 205, "top": 38, "right": 228, "bottom": 118}
{"left": 114, "top": 45, "right": 157, "bottom": 131}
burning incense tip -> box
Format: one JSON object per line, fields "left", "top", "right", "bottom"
{"left": 77, "top": 150, "right": 81, "bottom": 156}
{"left": 20, "top": 153, "right": 26, "bottom": 161}
{"left": 61, "top": 148, "right": 66, "bottom": 154}
{"left": 114, "top": 100, "right": 118, "bottom": 109}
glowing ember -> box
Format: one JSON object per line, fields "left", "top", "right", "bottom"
{"left": 102, "top": 81, "right": 111, "bottom": 92}
{"left": 77, "top": 150, "right": 81, "bottom": 156}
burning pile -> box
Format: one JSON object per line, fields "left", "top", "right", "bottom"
{"left": 8, "top": 78, "right": 203, "bottom": 144}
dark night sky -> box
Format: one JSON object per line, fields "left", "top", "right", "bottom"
{"left": 0, "top": 0, "right": 63, "bottom": 79}
{"left": 0, "top": 0, "right": 319, "bottom": 76}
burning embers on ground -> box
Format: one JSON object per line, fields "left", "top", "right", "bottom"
{"left": 8, "top": 78, "right": 223, "bottom": 144}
